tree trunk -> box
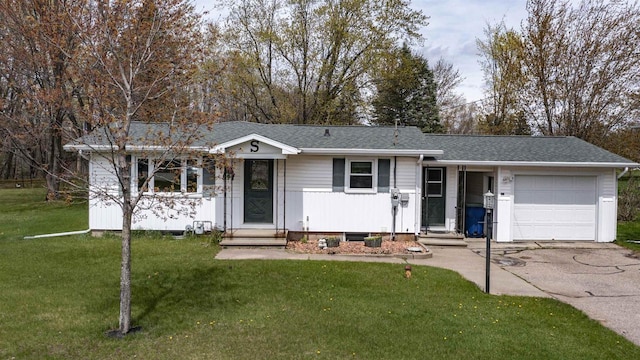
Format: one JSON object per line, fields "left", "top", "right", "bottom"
{"left": 118, "top": 154, "right": 133, "bottom": 335}
{"left": 45, "top": 173, "right": 60, "bottom": 200}
{"left": 45, "top": 121, "right": 63, "bottom": 200}
{"left": 119, "top": 206, "right": 132, "bottom": 335}
{"left": 1, "top": 151, "right": 14, "bottom": 179}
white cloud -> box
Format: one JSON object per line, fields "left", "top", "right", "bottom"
{"left": 415, "top": 0, "right": 528, "bottom": 101}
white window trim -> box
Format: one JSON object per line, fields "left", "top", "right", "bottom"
{"left": 345, "top": 158, "right": 377, "bottom": 194}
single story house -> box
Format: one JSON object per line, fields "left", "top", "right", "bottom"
{"left": 64, "top": 121, "right": 637, "bottom": 242}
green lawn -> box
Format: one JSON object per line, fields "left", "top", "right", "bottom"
{"left": 617, "top": 221, "right": 640, "bottom": 251}
{"left": 1, "top": 188, "right": 639, "bottom": 359}
{"left": 0, "top": 188, "right": 87, "bottom": 241}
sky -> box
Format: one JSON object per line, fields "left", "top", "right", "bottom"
{"left": 194, "top": 0, "right": 530, "bottom": 103}
{"left": 417, "top": 0, "right": 528, "bottom": 102}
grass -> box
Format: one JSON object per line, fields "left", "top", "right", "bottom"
{"left": 616, "top": 174, "right": 640, "bottom": 251}
{"left": 0, "top": 188, "right": 87, "bottom": 241}
{"left": 1, "top": 188, "right": 639, "bottom": 359}
{"left": 616, "top": 221, "right": 640, "bottom": 251}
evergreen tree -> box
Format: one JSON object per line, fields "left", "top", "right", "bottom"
{"left": 372, "top": 44, "right": 442, "bottom": 133}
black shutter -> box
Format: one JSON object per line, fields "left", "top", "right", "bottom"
{"left": 378, "top": 159, "right": 390, "bottom": 193}
{"left": 332, "top": 158, "right": 345, "bottom": 192}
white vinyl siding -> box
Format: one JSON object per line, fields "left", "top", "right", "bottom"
{"left": 88, "top": 153, "right": 215, "bottom": 232}
{"left": 89, "top": 155, "right": 122, "bottom": 230}
{"left": 282, "top": 155, "right": 418, "bottom": 233}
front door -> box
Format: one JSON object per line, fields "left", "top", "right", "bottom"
{"left": 422, "top": 167, "right": 446, "bottom": 228}
{"left": 244, "top": 159, "right": 274, "bottom": 223}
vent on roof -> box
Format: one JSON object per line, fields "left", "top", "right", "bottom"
{"left": 324, "top": 129, "right": 330, "bottom": 137}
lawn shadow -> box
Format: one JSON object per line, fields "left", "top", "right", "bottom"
{"left": 131, "top": 264, "right": 243, "bottom": 327}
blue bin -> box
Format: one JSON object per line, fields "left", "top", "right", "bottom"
{"left": 465, "top": 206, "right": 486, "bottom": 238}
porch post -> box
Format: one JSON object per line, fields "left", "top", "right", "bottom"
{"left": 414, "top": 155, "right": 423, "bottom": 235}
{"left": 283, "top": 158, "right": 286, "bottom": 235}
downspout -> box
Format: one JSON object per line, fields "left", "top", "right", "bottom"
{"left": 415, "top": 155, "right": 424, "bottom": 236}
{"left": 24, "top": 228, "right": 91, "bottom": 240}
{"left": 617, "top": 167, "right": 629, "bottom": 180}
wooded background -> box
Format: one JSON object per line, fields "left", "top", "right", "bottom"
{"left": 1, "top": 0, "right": 639, "bottom": 200}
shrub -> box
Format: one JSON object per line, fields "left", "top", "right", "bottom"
{"left": 619, "top": 174, "right": 640, "bottom": 221}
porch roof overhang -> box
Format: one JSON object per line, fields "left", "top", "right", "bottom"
{"left": 209, "top": 133, "right": 301, "bottom": 157}
{"left": 422, "top": 159, "right": 638, "bottom": 168}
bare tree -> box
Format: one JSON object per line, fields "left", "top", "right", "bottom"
{"left": 480, "top": 0, "right": 640, "bottom": 142}
{"left": 477, "top": 22, "right": 530, "bottom": 135}
{"left": 523, "top": 0, "right": 640, "bottom": 143}
{"left": 61, "top": 0, "right": 220, "bottom": 336}
{"left": 431, "top": 57, "right": 478, "bottom": 134}
{"left": 217, "top": 0, "right": 428, "bottom": 124}
{"left": 0, "top": 0, "right": 85, "bottom": 197}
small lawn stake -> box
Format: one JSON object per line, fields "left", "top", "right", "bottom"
{"left": 404, "top": 265, "right": 412, "bottom": 279}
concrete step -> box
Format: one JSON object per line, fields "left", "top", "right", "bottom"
{"left": 219, "top": 237, "right": 287, "bottom": 249}
{"left": 418, "top": 235, "right": 468, "bottom": 247}
{"left": 420, "top": 231, "right": 465, "bottom": 239}
{"left": 223, "top": 229, "right": 287, "bottom": 239}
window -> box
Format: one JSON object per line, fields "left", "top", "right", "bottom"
{"left": 202, "top": 160, "right": 215, "bottom": 197}
{"left": 349, "top": 161, "right": 373, "bottom": 189}
{"left": 154, "top": 160, "right": 182, "bottom": 193}
{"left": 426, "top": 168, "right": 443, "bottom": 197}
{"left": 137, "top": 159, "right": 149, "bottom": 191}
{"left": 186, "top": 160, "right": 199, "bottom": 193}
{"left": 136, "top": 157, "right": 202, "bottom": 194}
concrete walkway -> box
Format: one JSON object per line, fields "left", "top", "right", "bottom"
{"left": 216, "top": 241, "right": 640, "bottom": 346}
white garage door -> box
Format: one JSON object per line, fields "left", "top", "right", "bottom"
{"left": 513, "top": 175, "right": 597, "bottom": 240}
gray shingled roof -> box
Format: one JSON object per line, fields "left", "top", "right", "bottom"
{"left": 69, "top": 121, "right": 433, "bottom": 151}
{"left": 423, "top": 133, "right": 635, "bottom": 165}
{"left": 66, "top": 121, "right": 636, "bottom": 166}
{"left": 209, "top": 121, "right": 430, "bottom": 150}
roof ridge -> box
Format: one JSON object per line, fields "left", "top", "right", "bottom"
{"left": 423, "top": 133, "right": 572, "bottom": 139}
{"left": 219, "top": 120, "right": 417, "bottom": 130}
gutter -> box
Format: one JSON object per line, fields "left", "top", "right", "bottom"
{"left": 24, "top": 229, "right": 91, "bottom": 240}
{"left": 423, "top": 160, "right": 638, "bottom": 168}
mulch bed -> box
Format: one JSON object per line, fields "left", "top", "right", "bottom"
{"left": 286, "top": 239, "right": 424, "bottom": 255}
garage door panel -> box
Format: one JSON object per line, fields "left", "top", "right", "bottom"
{"left": 513, "top": 175, "right": 596, "bottom": 241}
{"left": 553, "top": 176, "right": 575, "bottom": 189}
{"left": 574, "top": 191, "right": 597, "bottom": 205}
{"left": 573, "top": 176, "right": 598, "bottom": 189}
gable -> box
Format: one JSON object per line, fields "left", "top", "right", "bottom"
{"left": 211, "top": 133, "right": 300, "bottom": 158}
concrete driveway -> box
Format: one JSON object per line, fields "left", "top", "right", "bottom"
{"left": 481, "top": 243, "right": 640, "bottom": 346}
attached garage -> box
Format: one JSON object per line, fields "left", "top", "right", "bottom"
{"left": 513, "top": 175, "right": 597, "bottom": 241}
